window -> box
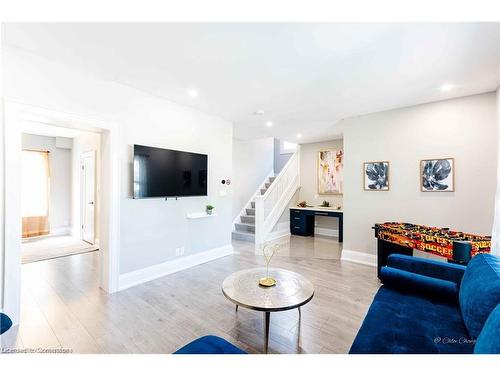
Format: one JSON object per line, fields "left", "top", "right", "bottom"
{"left": 21, "top": 150, "right": 50, "bottom": 237}
{"left": 280, "top": 141, "right": 297, "bottom": 154}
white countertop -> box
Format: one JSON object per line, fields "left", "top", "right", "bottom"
{"left": 290, "top": 206, "right": 343, "bottom": 213}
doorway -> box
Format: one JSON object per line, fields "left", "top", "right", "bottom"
{"left": 19, "top": 129, "right": 101, "bottom": 264}
{"left": 2, "top": 101, "right": 121, "bottom": 325}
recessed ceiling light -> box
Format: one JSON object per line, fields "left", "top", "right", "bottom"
{"left": 296, "top": 133, "right": 302, "bottom": 139}
{"left": 187, "top": 89, "right": 199, "bottom": 98}
{"left": 440, "top": 83, "right": 454, "bottom": 92}
{"left": 266, "top": 121, "right": 273, "bottom": 127}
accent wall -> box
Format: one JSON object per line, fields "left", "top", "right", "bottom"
{"left": 298, "top": 139, "right": 344, "bottom": 235}
{"left": 342, "top": 93, "right": 497, "bottom": 261}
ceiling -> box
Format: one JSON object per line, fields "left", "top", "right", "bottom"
{"left": 3, "top": 23, "right": 499, "bottom": 143}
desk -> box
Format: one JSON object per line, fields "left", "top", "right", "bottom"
{"left": 290, "top": 207, "right": 343, "bottom": 242}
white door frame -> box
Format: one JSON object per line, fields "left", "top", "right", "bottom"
{"left": 2, "top": 101, "right": 121, "bottom": 324}
{"left": 80, "top": 150, "right": 96, "bottom": 244}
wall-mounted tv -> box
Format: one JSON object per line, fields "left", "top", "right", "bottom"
{"left": 133, "top": 144, "right": 208, "bottom": 198}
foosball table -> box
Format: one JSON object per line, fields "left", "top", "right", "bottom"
{"left": 374, "top": 222, "right": 491, "bottom": 278}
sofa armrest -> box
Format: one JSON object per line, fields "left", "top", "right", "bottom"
{"left": 1, "top": 312, "right": 12, "bottom": 335}
{"left": 387, "top": 254, "right": 466, "bottom": 285}
{"left": 380, "top": 266, "right": 459, "bottom": 302}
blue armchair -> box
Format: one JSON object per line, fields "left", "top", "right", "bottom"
{"left": 349, "top": 253, "right": 500, "bottom": 354}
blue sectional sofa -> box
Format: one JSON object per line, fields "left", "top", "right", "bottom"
{"left": 173, "top": 335, "right": 247, "bottom": 354}
{"left": 350, "top": 253, "right": 500, "bottom": 354}
{"left": 1, "top": 312, "right": 13, "bottom": 335}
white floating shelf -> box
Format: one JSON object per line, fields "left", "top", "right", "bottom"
{"left": 186, "top": 212, "right": 217, "bottom": 219}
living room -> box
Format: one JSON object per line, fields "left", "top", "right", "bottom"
{"left": 1, "top": 2, "right": 499, "bottom": 374}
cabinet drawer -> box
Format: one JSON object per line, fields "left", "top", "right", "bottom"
{"left": 291, "top": 226, "right": 307, "bottom": 235}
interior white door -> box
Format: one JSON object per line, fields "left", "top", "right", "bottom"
{"left": 81, "top": 151, "right": 96, "bottom": 244}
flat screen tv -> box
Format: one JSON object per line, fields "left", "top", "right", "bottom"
{"left": 133, "top": 144, "right": 208, "bottom": 198}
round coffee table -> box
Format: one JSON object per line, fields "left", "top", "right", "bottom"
{"left": 221, "top": 267, "right": 314, "bottom": 353}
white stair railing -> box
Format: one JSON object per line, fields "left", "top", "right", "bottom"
{"left": 254, "top": 147, "right": 300, "bottom": 246}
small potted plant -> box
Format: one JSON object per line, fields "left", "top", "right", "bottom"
{"left": 321, "top": 200, "right": 330, "bottom": 207}
{"left": 206, "top": 204, "right": 214, "bottom": 215}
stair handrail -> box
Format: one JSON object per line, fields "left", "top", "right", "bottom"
{"left": 254, "top": 147, "right": 300, "bottom": 245}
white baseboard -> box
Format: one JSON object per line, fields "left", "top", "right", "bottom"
{"left": 314, "top": 227, "right": 339, "bottom": 237}
{"left": 50, "top": 226, "right": 71, "bottom": 236}
{"left": 119, "top": 244, "right": 234, "bottom": 291}
{"left": 266, "top": 228, "right": 291, "bottom": 242}
{"left": 341, "top": 249, "right": 377, "bottom": 267}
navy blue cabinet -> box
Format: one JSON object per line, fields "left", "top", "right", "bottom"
{"left": 289, "top": 208, "right": 343, "bottom": 242}
{"left": 290, "top": 209, "right": 314, "bottom": 236}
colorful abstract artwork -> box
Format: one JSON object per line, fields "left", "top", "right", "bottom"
{"left": 317, "top": 150, "right": 343, "bottom": 195}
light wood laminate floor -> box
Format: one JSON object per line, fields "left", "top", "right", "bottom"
{"left": 1, "top": 237, "right": 379, "bottom": 354}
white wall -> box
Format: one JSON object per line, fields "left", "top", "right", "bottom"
{"left": 343, "top": 93, "right": 498, "bottom": 256}
{"left": 21, "top": 133, "right": 72, "bottom": 234}
{"left": 3, "top": 47, "right": 233, "bottom": 276}
{"left": 232, "top": 137, "right": 273, "bottom": 219}
{"left": 492, "top": 87, "right": 500, "bottom": 256}
{"left": 298, "top": 139, "right": 343, "bottom": 233}
{"left": 1, "top": 98, "right": 4, "bottom": 309}
{"left": 273, "top": 138, "right": 293, "bottom": 174}
{"left": 71, "top": 132, "right": 101, "bottom": 242}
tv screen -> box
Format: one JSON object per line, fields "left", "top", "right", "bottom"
{"left": 133, "top": 144, "right": 208, "bottom": 198}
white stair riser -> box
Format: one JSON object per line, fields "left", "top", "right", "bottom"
{"left": 240, "top": 215, "right": 255, "bottom": 224}
{"left": 235, "top": 223, "right": 255, "bottom": 233}
{"left": 232, "top": 231, "right": 255, "bottom": 242}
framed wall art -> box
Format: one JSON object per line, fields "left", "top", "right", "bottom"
{"left": 420, "top": 158, "right": 454, "bottom": 192}
{"left": 317, "top": 149, "right": 343, "bottom": 195}
{"left": 364, "top": 161, "right": 389, "bottom": 191}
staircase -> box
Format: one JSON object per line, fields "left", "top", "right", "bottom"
{"left": 254, "top": 149, "right": 300, "bottom": 246}
{"left": 232, "top": 176, "right": 276, "bottom": 242}
{"left": 232, "top": 147, "right": 300, "bottom": 247}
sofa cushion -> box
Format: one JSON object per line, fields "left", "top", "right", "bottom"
{"left": 380, "top": 266, "right": 459, "bottom": 303}
{"left": 459, "top": 254, "right": 500, "bottom": 339}
{"left": 349, "top": 286, "right": 473, "bottom": 354}
{"left": 474, "top": 304, "right": 500, "bottom": 354}
{"left": 173, "top": 335, "right": 247, "bottom": 354}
